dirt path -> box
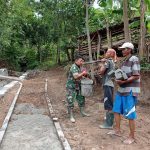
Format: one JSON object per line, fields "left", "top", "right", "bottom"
{"left": 46, "top": 67, "right": 150, "bottom": 150}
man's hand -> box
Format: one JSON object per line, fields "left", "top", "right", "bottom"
{"left": 101, "top": 58, "right": 107, "bottom": 62}
{"left": 82, "top": 70, "right": 87, "bottom": 76}
{"left": 116, "top": 75, "right": 140, "bottom": 85}
{"left": 115, "top": 79, "right": 126, "bottom": 85}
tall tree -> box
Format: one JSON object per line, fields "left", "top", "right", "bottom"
{"left": 139, "top": 0, "right": 146, "bottom": 60}
{"left": 85, "top": 0, "right": 94, "bottom": 79}
{"left": 123, "top": 0, "right": 131, "bottom": 42}
{"left": 85, "top": 0, "right": 93, "bottom": 63}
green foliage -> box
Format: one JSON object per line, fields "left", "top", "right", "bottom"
{"left": 64, "top": 63, "right": 72, "bottom": 77}
{"left": 25, "top": 49, "right": 39, "bottom": 69}
{"left": 129, "top": 20, "right": 140, "bottom": 29}
{"left": 0, "top": 0, "right": 149, "bottom": 71}
{"left": 141, "top": 62, "right": 150, "bottom": 70}
{"left": 89, "top": 0, "right": 122, "bottom": 32}
{"left": 38, "top": 60, "right": 58, "bottom": 71}
{"left": 141, "top": 57, "right": 150, "bottom": 70}
{"left": 145, "top": 0, "right": 150, "bottom": 11}
{"left": 146, "top": 12, "right": 150, "bottom": 33}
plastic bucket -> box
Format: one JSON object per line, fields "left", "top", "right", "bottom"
{"left": 81, "top": 78, "right": 93, "bottom": 97}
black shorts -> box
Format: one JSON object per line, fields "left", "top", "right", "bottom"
{"left": 103, "top": 85, "right": 114, "bottom": 110}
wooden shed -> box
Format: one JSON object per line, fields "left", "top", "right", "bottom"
{"left": 76, "top": 17, "right": 140, "bottom": 60}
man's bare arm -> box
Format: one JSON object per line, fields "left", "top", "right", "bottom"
{"left": 99, "top": 64, "right": 106, "bottom": 75}
{"left": 73, "top": 71, "right": 87, "bottom": 79}
{"left": 116, "top": 75, "right": 140, "bottom": 85}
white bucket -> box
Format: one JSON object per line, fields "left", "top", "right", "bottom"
{"left": 81, "top": 78, "right": 93, "bottom": 97}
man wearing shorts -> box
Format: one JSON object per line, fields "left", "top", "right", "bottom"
{"left": 108, "top": 42, "right": 140, "bottom": 144}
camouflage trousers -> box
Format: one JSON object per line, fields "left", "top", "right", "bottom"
{"left": 66, "top": 88, "right": 85, "bottom": 108}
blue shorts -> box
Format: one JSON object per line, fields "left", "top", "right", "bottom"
{"left": 113, "top": 92, "right": 137, "bottom": 120}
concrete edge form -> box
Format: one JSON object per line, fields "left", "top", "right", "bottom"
{"left": 0, "top": 73, "right": 28, "bottom": 98}
{"left": 45, "top": 79, "right": 72, "bottom": 150}
{"left": 0, "top": 83, "right": 22, "bottom": 144}
{"left": 0, "top": 73, "right": 28, "bottom": 145}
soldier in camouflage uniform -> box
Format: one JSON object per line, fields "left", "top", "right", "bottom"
{"left": 66, "top": 55, "right": 90, "bottom": 123}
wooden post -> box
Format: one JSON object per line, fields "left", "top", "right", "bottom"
{"left": 97, "top": 31, "right": 101, "bottom": 60}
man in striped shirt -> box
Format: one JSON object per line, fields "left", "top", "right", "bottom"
{"left": 108, "top": 42, "right": 140, "bottom": 144}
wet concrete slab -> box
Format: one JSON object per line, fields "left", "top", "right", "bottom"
{"left": 0, "top": 104, "right": 63, "bottom": 150}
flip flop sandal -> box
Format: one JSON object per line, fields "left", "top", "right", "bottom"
{"left": 107, "top": 130, "right": 122, "bottom": 137}
{"left": 123, "top": 138, "right": 135, "bottom": 144}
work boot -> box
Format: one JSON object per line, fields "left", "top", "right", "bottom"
{"left": 68, "top": 108, "right": 75, "bottom": 123}
{"left": 99, "top": 112, "right": 114, "bottom": 129}
{"left": 107, "top": 112, "right": 114, "bottom": 127}
{"left": 80, "top": 107, "right": 90, "bottom": 117}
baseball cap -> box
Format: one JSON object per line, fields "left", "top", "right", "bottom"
{"left": 119, "top": 42, "right": 134, "bottom": 50}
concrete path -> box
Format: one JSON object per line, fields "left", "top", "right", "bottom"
{"left": 0, "top": 103, "right": 63, "bottom": 150}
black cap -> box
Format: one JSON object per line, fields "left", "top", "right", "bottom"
{"left": 74, "top": 52, "right": 85, "bottom": 61}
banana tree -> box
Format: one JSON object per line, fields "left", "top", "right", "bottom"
{"left": 97, "top": 0, "right": 122, "bottom": 48}
{"left": 145, "top": 1, "right": 150, "bottom": 33}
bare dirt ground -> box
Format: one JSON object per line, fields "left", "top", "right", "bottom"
{"left": 0, "top": 84, "right": 20, "bottom": 127}
{"left": 0, "top": 67, "right": 150, "bottom": 150}
{"left": 46, "top": 67, "right": 150, "bottom": 150}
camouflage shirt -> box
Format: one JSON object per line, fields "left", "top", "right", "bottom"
{"left": 66, "top": 63, "right": 81, "bottom": 90}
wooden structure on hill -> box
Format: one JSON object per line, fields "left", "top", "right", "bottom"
{"left": 76, "top": 17, "right": 141, "bottom": 60}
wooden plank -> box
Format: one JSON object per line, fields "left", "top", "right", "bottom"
{"left": 54, "top": 122, "right": 72, "bottom": 150}
{"left": 45, "top": 79, "right": 72, "bottom": 150}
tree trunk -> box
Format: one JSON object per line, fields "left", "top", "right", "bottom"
{"left": 86, "top": 1, "right": 92, "bottom": 62}
{"left": 37, "top": 45, "right": 42, "bottom": 63}
{"left": 97, "top": 31, "right": 101, "bottom": 60}
{"left": 66, "top": 48, "right": 71, "bottom": 62}
{"left": 106, "top": 19, "right": 111, "bottom": 48}
{"left": 71, "top": 48, "right": 74, "bottom": 62}
{"left": 110, "top": 30, "right": 112, "bottom": 48}
{"left": 56, "top": 45, "right": 61, "bottom": 65}
{"left": 123, "top": 0, "right": 131, "bottom": 42}
{"left": 139, "top": 0, "right": 146, "bottom": 60}
{"left": 85, "top": 0, "right": 94, "bottom": 79}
